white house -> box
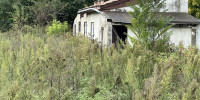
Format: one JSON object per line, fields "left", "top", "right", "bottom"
{"left": 73, "top": 0, "right": 200, "bottom": 47}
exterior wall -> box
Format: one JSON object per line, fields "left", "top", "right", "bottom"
{"left": 74, "top": 12, "right": 195, "bottom": 48}
{"left": 127, "top": 27, "right": 193, "bottom": 47}
{"left": 161, "top": 0, "right": 188, "bottom": 12}
{"left": 73, "top": 12, "right": 110, "bottom": 46}
{"left": 196, "top": 25, "right": 200, "bottom": 48}
{"left": 168, "top": 27, "right": 192, "bottom": 47}
{"left": 111, "top": 0, "right": 188, "bottom": 13}
{"left": 127, "top": 29, "right": 134, "bottom": 46}
{"left": 107, "top": 22, "right": 113, "bottom": 46}
{"left": 74, "top": 0, "right": 194, "bottom": 47}
{"left": 110, "top": 7, "right": 133, "bottom": 12}
{"left": 101, "top": 0, "right": 134, "bottom": 10}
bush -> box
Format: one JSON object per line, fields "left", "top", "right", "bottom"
{"left": 46, "top": 20, "right": 68, "bottom": 35}
{"left": 1, "top": 29, "right": 200, "bottom": 100}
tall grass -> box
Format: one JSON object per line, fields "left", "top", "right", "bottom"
{"left": 0, "top": 30, "right": 200, "bottom": 100}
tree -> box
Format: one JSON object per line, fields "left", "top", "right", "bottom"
{"left": 0, "top": 0, "right": 98, "bottom": 31}
{"left": 189, "top": 0, "right": 200, "bottom": 18}
{"left": 12, "top": 0, "right": 30, "bottom": 29}
{"left": 0, "top": 0, "right": 14, "bottom": 32}
{"left": 127, "top": 0, "right": 173, "bottom": 52}
{"left": 29, "top": 0, "right": 64, "bottom": 26}
{"left": 57, "top": 0, "right": 96, "bottom": 25}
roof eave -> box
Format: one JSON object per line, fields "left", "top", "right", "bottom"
{"left": 170, "top": 22, "right": 200, "bottom": 25}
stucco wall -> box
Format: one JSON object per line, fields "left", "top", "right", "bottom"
{"left": 110, "top": 7, "right": 133, "bottom": 12}
{"left": 196, "top": 25, "right": 200, "bottom": 48}
{"left": 161, "top": 0, "right": 188, "bottom": 12}
{"left": 168, "top": 27, "right": 192, "bottom": 47}
{"left": 127, "top": 27, "right": 193, "bottom": 47}
{"left": 73, "top": 12, "right": 110, "bottom": 45}
{"left": 111, "top": 0, "right": 188, "bottom": 13}
{"left": 127, "top": 29, "right": 134, "bottom": 46}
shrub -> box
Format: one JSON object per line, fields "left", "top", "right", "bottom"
{"left": 46, "top": 20, "right": 68, "bottom": 35}
{"left": 1, "top": 29, "right": 200, "bottom": 100}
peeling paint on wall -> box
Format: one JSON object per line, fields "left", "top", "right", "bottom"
{"left": 114, "top": 0, "right": 188, "bottom": 13}
{"left": 161, "top": 0, "right": 188, "bottom": 12}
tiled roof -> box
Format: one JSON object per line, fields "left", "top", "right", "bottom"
{"left": 104, "top": 11, "right": 200, "bottom": 25}
{"left": 104, "top": 11, "right": 131, "bottom": 24}
{"left": 159, "top": 12, "right": 200, "bottom": 25}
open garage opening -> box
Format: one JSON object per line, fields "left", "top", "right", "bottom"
{"left": 112, "top": 25, "right": 127, "bottom": 44}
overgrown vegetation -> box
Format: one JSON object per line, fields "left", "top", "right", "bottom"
{"left": 0, "top": 0, "right": 198, "bottom": 32}
{"left": 0, "top": 0, "right": 97, "bottom": 31}
{"left": 0, "top": 0, "right": 200, "bottom": 99}
{"left": 189, "top": 0, "right": 200, "bottom": 18}
{"left": 0, "top": 30, "right": 200, "bottom": 99}
{"left": 46, "top": 20, "right": 68, "bottom": 35}
{"left": 127, "top": 0, "right": 173, "bottom": 52}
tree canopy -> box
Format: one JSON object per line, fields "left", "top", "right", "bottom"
{"left": 0, "top": 0, "right": 96, "bottom": 31}
{"left": 189, "top": 0, "right": 200, "bottom": 18}
{"left": 0, "top": 0, "right": 199, "bottom": 32}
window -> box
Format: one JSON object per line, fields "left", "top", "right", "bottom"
{"left": 101, "top": 27, "right": 104, "bottom": 45}
{"left": 84, "top": 22, "right": 87, "bottom": 36}
{"left": 91, "top": 22, "right": 94, "bottom": 38}
{"left": 74, "top": 25, "right": 76, "bottom": 35}
{"left": 192, "top": 28, "right": 196, "bottom": 46}
{"left": 78, "top": 22, "right": 81, "bottom": 33}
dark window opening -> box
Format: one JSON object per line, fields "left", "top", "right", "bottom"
{"left": 78, "top": 22, "right": 81, "bottom": 33}
{"left": 74, "top": 25, "right": 76, "bottom": 35}
{"left": 91, "top": 22, "right": 94, "bottom": 39}
{"left": 84, "top": 22, "right": 87, "bottom": 36}
{"left": 101, "top": 27, "right": 104, "bottom": 45}
{"left": 192, "top": 28, "right": 196, "bottom": 46}
{"left": 112, "top": 25, "right": 127, "bottom": 44}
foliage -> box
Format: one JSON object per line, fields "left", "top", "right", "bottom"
{"left": 0, "top": 0, "right": 97, "bottom": 31}
{"left": 30, "top": 0, "right": 64, "bottom": 26}
{"left": 189, "top": 0, "right": 200, "bottom": 18}
{"left": 46, "top": 20, "right": 68, "bottom": 35}
{"left": 0, "top": 0, "right": 14, "bottom": 32}
{"left": 127, "top": 0, "right": 173, "bottom": 52}
{"left": 12, "top": 1, "right": 29, "bottom": 30}
{"left": 0, "top": 29, "right": 200, "bottom": 99}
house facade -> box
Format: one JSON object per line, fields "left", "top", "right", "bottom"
{"left": 73, "top": 0, "right": 200, "bottom": 47}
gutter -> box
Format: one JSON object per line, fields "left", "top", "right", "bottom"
{"left": 78, "top": 8, "right": 109, "bottom": 19}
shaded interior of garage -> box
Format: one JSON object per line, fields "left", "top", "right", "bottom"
{"left": 112, "top": 25, "right": 127, "bottom": 44}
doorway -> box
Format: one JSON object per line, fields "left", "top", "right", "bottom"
{"left": 112, "top": 25, "right": 127, "bottom": 44}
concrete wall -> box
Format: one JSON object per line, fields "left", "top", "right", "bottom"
{"left": 127, "top": 27, "right": 193, "bottom": 47}
{"left": 73, "top": 12, "right": 110, "bottom": 45}
{"left": 161, "top": 0, "right": 188, "bottom": 12}
{"left": 168, "top": 27, "right": 192, "bottom": 47}
{"left": 110, "top": 7, "right": 133, "bottom": 12}
{"left": 74, "top": 13, "right": 195, "bottom": 48}
{"left": 127, "top": 29, "right": 134, "bottom": 46}
{"left": 111, "top": 0, "right": 188, "bottom": 13}
{"left": 196, "top": 25, "right": 200, "bottom": 48}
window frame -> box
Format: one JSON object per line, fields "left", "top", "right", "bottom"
{"left": 74, "top": 24, "right": 76, "bottom": 35}
{"left": 84, "top": 22, "right": 87, "bottom": 36}
{"left": 101, "top": 27, "right": 104, "bottom": 45}
{"left": 78, "top": 22, "right": 81, "bottom": 33}
{"left": 91, "top": 22, "right": 94, "bottom": 38}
